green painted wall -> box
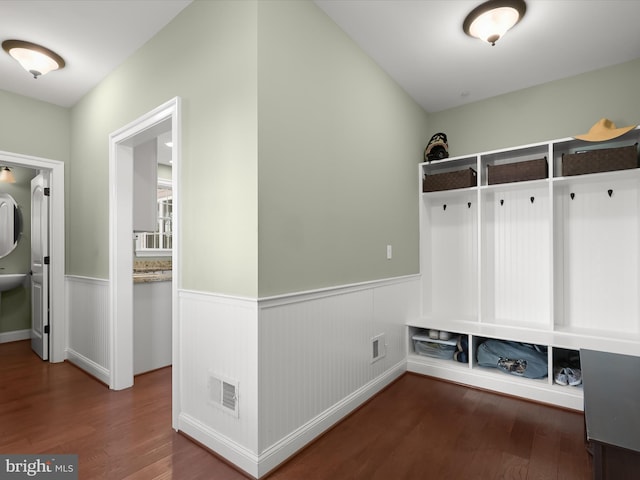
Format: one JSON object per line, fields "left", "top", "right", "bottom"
{"left": 68, "top": 0, "right": 259, "bottom": 296}
{"left": 158, "top": 164, "right": 172, "bottom": 181}
{"left": 0, "top": 90, "right": 70, "bottom": 162}
{"left": 67, "top": 0, "right": 428, "bottom": 298}
{"left": 0, "top": 166, "right": 37, "bottom": 333}
{"left": 0, "top": 92, "right": 68, "bottom": 334}
{"left": 257, "top": 0, "right": 428, "bottom": 296}
{"left": 429, "top": 58, "right": 640, "bottom": 157}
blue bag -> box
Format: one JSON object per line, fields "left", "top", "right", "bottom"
{"left": 476, "top": 339, "right": 548, "bottom": 379}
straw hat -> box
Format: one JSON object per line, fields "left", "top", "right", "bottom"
{"left": 575, "top": 118, "right": 636, "bottom": 142}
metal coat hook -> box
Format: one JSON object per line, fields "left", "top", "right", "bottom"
{"left": 443, "top": 204, "right": 447, "bottom": 211}
{"left": 608, "top": 189, "right": 613, "bottom": 198}
{"left": 570, "top": 192, "right": 575, "bottom": 200}
{"left": 500, "top": 199, "right": 504, "bottom": 206}
{"left": 530, "top": 196, "right": 535, "bottom": 204}
{"left": 468, "top": 202, "right": 472, "bottom": 208}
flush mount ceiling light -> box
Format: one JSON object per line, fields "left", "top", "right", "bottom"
{"left": 0, "top": 167, "right": 16, "bottom": 184}
{"left": 2, "top": 39, "right": 65, "bottom": 79}
{"left": 463, "top": 0, "right": 526, "bottom": 46}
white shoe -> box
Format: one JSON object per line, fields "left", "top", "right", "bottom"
{"left": 565, "top": 368, "right": 582, "bottom": 386}
{"left": 554, "top": 368, "right": 568, "bottom": 386}
{"left": 439, "top": 331, "right": 451, "bottom": 341}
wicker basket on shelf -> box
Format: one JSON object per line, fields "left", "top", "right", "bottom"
{"left": 423, "top": 168, "right": 477, "bottom": 192}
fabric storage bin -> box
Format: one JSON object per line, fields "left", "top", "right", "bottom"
{"left": 487, "top": 157, "right": 548, "bottom": 185}
{"left": 476, "top": 340, "right": 548, "bottom": 379}
{"left": 562, "top": 144, "right": 638, "bottom": 176}
{"left": 423, "top": 167, "right": 476, "bottom": 192}
{"left": 413, "top": 339, "right": 456, "bottom": 359}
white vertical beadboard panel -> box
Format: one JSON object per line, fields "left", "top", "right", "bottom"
{"left": 372, "top": 278, "right": 421, "bottom": 375}
{"left": 491, "top": 186, "right": 550, "bottom": 327}
{"left": 257, "top": 276, "right": 419, "bottom": 453}
{"left": 429, "top": 194, "right": 477, "bottom": 320}
{"left": 481, "top": 191, "right": 496, "bottom": 321}
{"left": 66, "top": 275, "right": 110, "bottom": 383}
{"left": 420, "top": 195, "right": 433, "bottom": 315}
{"left": 178, "top": 290, "right": 259, "bottom": 454}
{"left": 553, "top": 183, "right": 566, "bottom": 329}
{"left": 258, "top": 289, "right": 371, "bottom": 450}
{"left": 175, "top": 277, "right": 418, "bottom": 477}
{"left": 563, "top": 180, "right": 639, "bottom": 332}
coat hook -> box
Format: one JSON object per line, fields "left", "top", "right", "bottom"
{"left": 468, "top": 202, "right": 472, "bottom": 208}
{"left": 500, "top": 199, "right": 504, "bottom": 206}
{"left": 570, "top": 192, "right": 575, "bottom": 200}
{"left": 530, "top": 196, "right": 535, "bottom": 204}
{"left": 608, "top": 189, "right": 613, "bottom": 197}
{"left": 443, "top": 204, "right": 447, "bottom": 211}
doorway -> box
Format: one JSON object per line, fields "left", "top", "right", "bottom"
{"left": 0, "top": 151, "right": 65, "bottom": 362}
{"left": 108, "top": 97, "right": 181, "bottom": 428}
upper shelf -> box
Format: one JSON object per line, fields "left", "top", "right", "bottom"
{"left": 421, "top": 127, "right": 640, "bottom": 194}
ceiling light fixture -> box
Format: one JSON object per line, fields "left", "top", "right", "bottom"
{"left": 2, "top": 39, "right": 66, "bottom": 79}
{"left": 463, "top": 0, "right": 526, "bottom": 46}
{"left": 0, "top": 167, "right": 16, "bottom": 184}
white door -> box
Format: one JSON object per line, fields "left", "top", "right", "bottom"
{"left": 30, "top": 172, "right": 49, "bottom": 360}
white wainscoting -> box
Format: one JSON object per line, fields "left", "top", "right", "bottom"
{"left": 177, "top": 290, "right": 260, "bottom": 474}
{"left": 63, "top": 273, "right": 420, "bottom": 477}
{"left": 177, "top": 275, "right": 420, "bottom": 478}
{"left": 66, "top": 275, "right": 110, "bottom": 384}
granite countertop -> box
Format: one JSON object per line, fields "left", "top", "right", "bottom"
{"left": 133, "top": 259, "right": 172, "bottom": 283}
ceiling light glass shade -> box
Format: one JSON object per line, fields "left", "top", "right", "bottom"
{"left": 2, "top": 40, "right": 65, "bottom": 78}
{"left": 463, "top": 0, "right": 526, "bottom": 46}
{"left": 0, "top": 167, "right": 16, "bottom": 184}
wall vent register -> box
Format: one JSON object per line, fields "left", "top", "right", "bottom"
{"left": 208, "top": 372, "right": 239, "bottom": 418}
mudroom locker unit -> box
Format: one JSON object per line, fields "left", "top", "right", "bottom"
{"left": 408, "top": 125, "right": 640, "bottom": 411}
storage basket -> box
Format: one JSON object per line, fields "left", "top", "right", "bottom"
{"left": 487, "top": 157, "right": 548, "bottom": 185}
{"left": 413, "top": 340, "right": 456, "bottom": 360}
{"left": 562, "top": 144, "right": 638, "bottom": 176}
{"left": 423, "top": 167, "right": 477, "bottom": 192}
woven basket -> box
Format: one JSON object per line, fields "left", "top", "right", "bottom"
{"left": 562, "top": 144, "right": 638, "bottom": 176}
{"left": 487, "top": 157, "right": 548, "bottom": 185}
{"left": 423, "top": 167, "right": 477, "bottom": 192}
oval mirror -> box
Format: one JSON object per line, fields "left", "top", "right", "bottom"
{"left": 0, "top": 193, "right": 23, "bottom": 258}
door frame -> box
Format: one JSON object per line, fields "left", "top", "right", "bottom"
{"left": 0, "top": 151, "right": 65, "bottom": 363}
{"left": 108, "top": 97, "right": 181, "bottom": 426}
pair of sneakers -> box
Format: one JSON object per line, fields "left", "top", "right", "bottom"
{"left": 428, "top": 329, "right": 451, "bottom": 341}
{"left": 554, "top": 367, "right": 582, "bottom": 386}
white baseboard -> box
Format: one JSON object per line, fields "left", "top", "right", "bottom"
{"left": 66, "top": 347, "right": 110, "bottom": 385}
{"left": 179, "top": 360, "right": 406, "bottom": 478}
{"left": 0, "top": 329, "right": 30, "bottom": 344}
{"left": 179, "top": 413, "right": 260, "bottom": 478}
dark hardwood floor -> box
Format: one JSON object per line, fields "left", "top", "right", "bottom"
{"left": 0, "top": 340, "right": 591, "bottom": 479}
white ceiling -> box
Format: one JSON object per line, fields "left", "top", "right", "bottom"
{"left": 314, "top": 0, "right": 640, "bottom": 112}
{"left": 1, "top": 1, "right": 639, "bottom": 113}
{"left": 0, "top": 0, "right": 192, "bottom": 107}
